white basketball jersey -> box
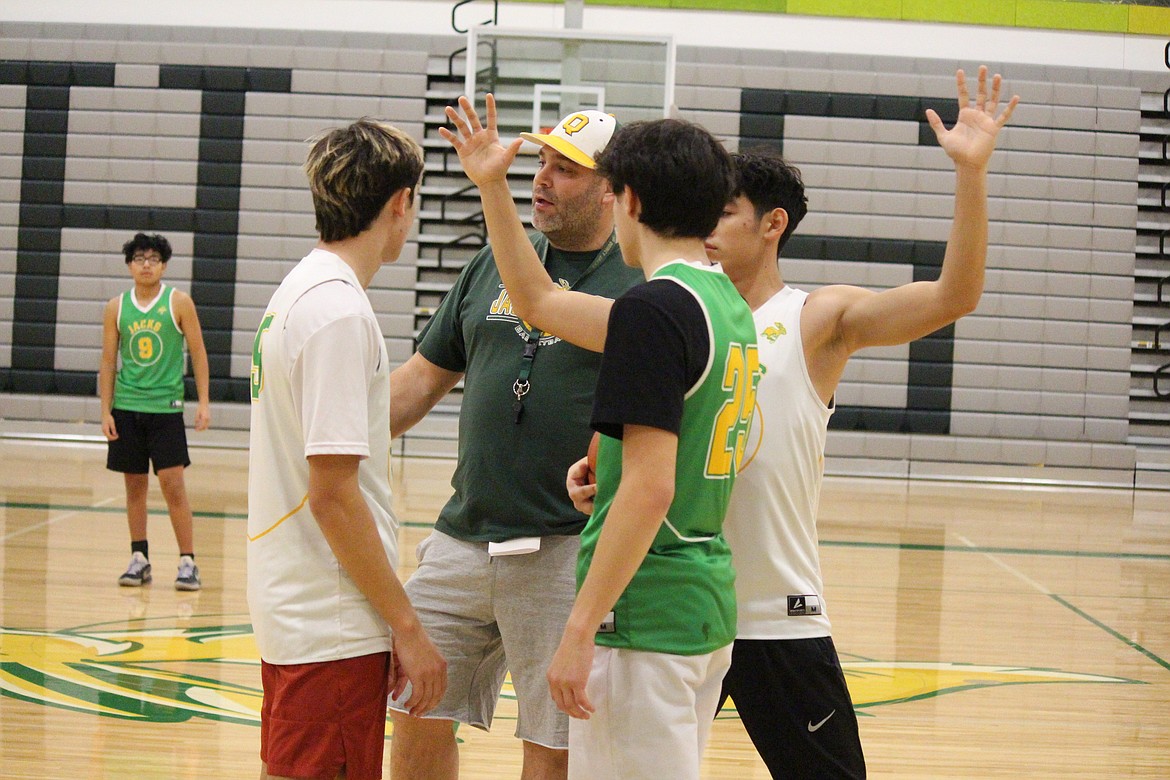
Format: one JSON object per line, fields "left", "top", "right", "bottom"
{"left": 247, "top": 249, "right": 396, "bottom": 664}
{"left": 724, "top": 285, "right": 835, "bottom": 639}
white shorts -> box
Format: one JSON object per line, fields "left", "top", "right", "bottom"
{"left": 568, "top": 643, "right": 733, "bottom": 780}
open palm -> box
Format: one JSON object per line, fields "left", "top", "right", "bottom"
{"left": 927, "top": 65, "right": 1019, "bottom": 170}
{"left": 438, "top": 93, "right": 524, "bottom": 189}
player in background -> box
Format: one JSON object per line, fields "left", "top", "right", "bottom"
{"left": 100, "top": 232, "right": 210, "bottom": 591}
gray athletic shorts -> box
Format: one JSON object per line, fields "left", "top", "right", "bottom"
{"left": 388, "top": 529, "right": 579, "bottom": 748}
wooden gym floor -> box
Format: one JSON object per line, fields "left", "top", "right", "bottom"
{"left": 1, "top": 436, "right": 1168, "bottom": 778}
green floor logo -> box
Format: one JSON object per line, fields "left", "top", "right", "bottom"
{"left": 0, "top": 618, "right": 1141, "bottom": 724}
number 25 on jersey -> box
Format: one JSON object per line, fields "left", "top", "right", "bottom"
{"left": 706, "top": 342, "right": 761, "bottom": 478}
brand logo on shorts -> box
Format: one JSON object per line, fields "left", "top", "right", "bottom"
{"left": 807, "top": 710, "right": 835, "bottom": 732}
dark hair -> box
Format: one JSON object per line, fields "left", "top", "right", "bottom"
{"left": 122, "top": 233, "right": 172, "bottom": 263}
{"left": 732, "top": 149, "right": 808, "bottom": 253}
{"left": 304, "top": 118, "right": 424, "bottom": 243}
{"left": 594, "top": 118, "right": 734, "bottom": 239}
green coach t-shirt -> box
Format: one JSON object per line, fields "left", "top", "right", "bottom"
{"left": 417, "top": 232, "right": 641, "bottom": 542}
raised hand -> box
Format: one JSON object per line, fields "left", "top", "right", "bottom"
{"left": 438, "top": 93, "right": 525, "bottom": 189}
{"left": 926, "top": 65, "right": 1019, "bottom": 171}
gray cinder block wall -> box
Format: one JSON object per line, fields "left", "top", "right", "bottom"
{"left": 0, "top": 23, "right": 1166, "bottom": 487}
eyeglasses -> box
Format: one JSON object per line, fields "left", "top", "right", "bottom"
{"left": 131, "top": 255, "right": 165, "bottom": 266}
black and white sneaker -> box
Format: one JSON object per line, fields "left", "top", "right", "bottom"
{"left": 174, "top": 555, "right": 201, "bottom": 591}
{"left": 118, "top": 552, "right": 152, "bottom": 586}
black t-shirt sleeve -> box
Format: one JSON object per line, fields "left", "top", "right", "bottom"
{"left": 591, "top": 278, "right": 710, "bottom": 439}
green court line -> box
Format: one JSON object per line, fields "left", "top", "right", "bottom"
{"left": 822, "top": 539, "right": 1170, "bottom": 562}
{"left": 2, "top": 500, "right": 249, "bottom": 521}
{"left": 2, "top": 500, "right": 434, "bottom": 528}
{"left": 1050, "top": 593, "right": 1170, "bottom": 673}
{"left": 4, "top": 500, "right": 1169, "bottom": 561}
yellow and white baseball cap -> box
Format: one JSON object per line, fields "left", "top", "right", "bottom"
{"left": 520, "top": 110, "right": 619, "bottom": 170}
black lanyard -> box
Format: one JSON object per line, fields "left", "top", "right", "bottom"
{"left": 512, "top": 234, "right": 618, "bottom": 424}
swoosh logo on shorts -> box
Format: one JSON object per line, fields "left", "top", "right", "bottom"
{"left": 807, "top": 710, "right": 836, "bottom": 732}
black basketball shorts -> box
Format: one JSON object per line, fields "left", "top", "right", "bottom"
{"left": 106, "top": 408, "right": 191, "bottom": 474}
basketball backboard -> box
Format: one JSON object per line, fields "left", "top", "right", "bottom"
{"left": 465, "top": 26, "right": 674, "bottom": 139}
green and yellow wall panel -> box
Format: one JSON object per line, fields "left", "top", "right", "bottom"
{"left": 514, "top": 0, "right": 1170, "bottom": 36}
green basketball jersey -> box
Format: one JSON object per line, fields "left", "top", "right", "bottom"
{"left": 582, "top": 261, "right": 761, "bottom": 656}
{"left": 114, "top": 285, "right": 187, "bottom": 414}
